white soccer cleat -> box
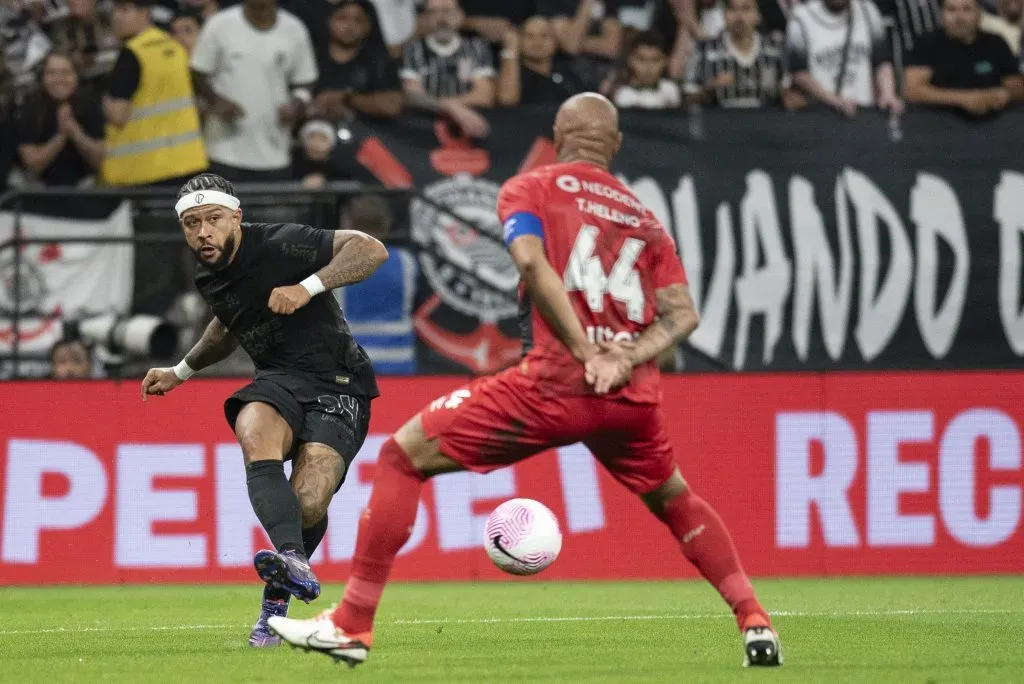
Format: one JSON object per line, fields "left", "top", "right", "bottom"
{"left": 743, "top": 626, "right": 783, "bottom": 667}
{"left": 266, "top": 610, "right": 372, "bottom": 667}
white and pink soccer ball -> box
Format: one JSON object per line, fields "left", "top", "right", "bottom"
{"left": 484, "top": 499, "right": 562, "bottom": 576}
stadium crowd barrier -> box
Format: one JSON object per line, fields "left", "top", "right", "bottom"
{"left": 1, "top": 373, "right": 1021, "bottom": 584}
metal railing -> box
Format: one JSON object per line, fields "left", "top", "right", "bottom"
{"left": 0, "top": 180, "right": 522, "bottom": 378}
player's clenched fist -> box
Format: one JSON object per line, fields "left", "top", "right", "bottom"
{"left": 141, "top": 367, "right": 183, "bottom": 401}
{"left": 268, "top": 284, "right": 312, "bottom": 315}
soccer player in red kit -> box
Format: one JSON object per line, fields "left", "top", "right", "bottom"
{"left": 268, "top": 93, "right": 783, "bottom": 668}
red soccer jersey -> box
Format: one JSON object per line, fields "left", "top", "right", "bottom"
{"left": 497, "top": 161, "right": 689, "bottom": 403}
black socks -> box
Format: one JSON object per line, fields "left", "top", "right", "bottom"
{"left": 302, "top": 514, "right": 329, "bottom": 558}
{"left": 245, "top": 460, "right": 304, "bottom": 556}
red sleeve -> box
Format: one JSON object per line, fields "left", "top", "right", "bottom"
{"left": 497, "top": 172, "right": 545, "bottom": 223}
{"left": 653, "top": 228, "right": 688, "bottom": 289}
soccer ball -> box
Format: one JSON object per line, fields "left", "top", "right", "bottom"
{"left": 483, "top": 498, "right": 562, "bottom": 576}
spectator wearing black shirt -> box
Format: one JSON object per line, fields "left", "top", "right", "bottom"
{"left": 461, "top": 0, "right": 537, "bottom": 44}
{"left": 46, "top": 0, "right": 121, "bottom": 83}
{"left": 285, "top": 0, "right": 368, "bottom": 54}
{"left": 497, "top": 15, "right": 585, "bottom": 105}
{"left": 15, "top": 51, "right": 104, "bottom": 186}
{"left": 905, "top": 0, "right": 1024, "bottom": 115}
{"left": 313, "top": 0, "right": 403, "bottom": 121}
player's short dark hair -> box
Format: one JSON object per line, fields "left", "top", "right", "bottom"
{"left": 344, "top": 194, "right": 392, "bottom": 237}
{"left": 630, "top": 30, "right": 666, "bottom": 54}
{"left": 177, "top": 173, "right": 236, "bottom": 200}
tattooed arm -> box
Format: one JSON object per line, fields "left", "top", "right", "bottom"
{"left": 141, "top": 317, "right": 237, "bottom": 399}
{"left": 628, "top": 284, "right": 700, "bottom": 367}
{"left": 183, "top": 317, "right": 238, "bottom": 371}
{"left": 585, "top": 284, "right": 700, "bottom": 395}
{"left": 315, "top": 230, "right": 389, "bottom": 290}
{"left": 267, "top": 230, "right": 388, "bottom": 315}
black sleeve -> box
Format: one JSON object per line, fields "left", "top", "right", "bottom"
{"left": 263, "top": 223, "right": 335, "bottom": 279}
{"left": 78, "top": 95, "right": 106, "bottom": 138}
{"left": 376, "top": 54, "right": 402, "bottom": 91}
{"left": 106, "top": 48, "right": 141, "bottom": 99}
{"left": 906, "top": 32, "right": 935, "bottom": 68}
{"left": 14, "top": 101, "right": 46, "bottom": 145}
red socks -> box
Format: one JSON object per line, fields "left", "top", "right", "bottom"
{"left": 333, "top": 438, "right": 425, "bottom": 637}
{"left": 656, "top": 489, "right": 770, "bottom": 631}
{"left": 333, "top": 441, "right": 768, "bottom": 636}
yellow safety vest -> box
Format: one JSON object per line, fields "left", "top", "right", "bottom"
{"left": 101, "top": 27, "right": 207, "bottom": 186}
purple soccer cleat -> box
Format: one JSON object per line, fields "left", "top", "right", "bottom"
{"left": 253, "top": 549, "right": 321, "bottom": 603}
{"left": 248, "top": 593, "right": 289, "bottom": 648}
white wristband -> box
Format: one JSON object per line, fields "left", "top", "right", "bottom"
{"left": 300, "top": 274, "right": 326, "bottom": 297}
{"left": 173, "top": 360, "right": 195, "bottom": 381}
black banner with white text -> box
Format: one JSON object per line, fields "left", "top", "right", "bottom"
{"left": 358, "top": 106, "right": 1024, "bottom": 373}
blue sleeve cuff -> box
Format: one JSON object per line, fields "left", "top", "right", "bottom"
{"left": 502, "top": 211, "right": 544, "bottom": 247}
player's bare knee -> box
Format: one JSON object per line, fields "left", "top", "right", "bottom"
{"left": 235, "top": 402, "right": 291, "bottom": 463}
{"left": 236, "top": 429, "right": 282, "bottom": 465}
{"left": 640, "top": 470, "right": 689, "bottom": 513}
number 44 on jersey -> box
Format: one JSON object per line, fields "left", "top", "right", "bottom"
{"left": 564, "top": 225, "right": 646, "bottom": 324}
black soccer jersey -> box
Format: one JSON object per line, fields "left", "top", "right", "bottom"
{"left": 194, "top": 222, "right": 379, "bottom": 398}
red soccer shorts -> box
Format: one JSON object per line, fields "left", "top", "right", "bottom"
{"left": 419, "top": 366, "right": 678, "bottom": 494}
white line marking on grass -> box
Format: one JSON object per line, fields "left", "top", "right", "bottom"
{"left": 0, "top": 624, "right": 240, "bottom": 636}
{"left": 394, "top": 608, "right": 1022, "bottom": 625}
{"left": 0, "top": 608, "right": 1019, "bottom": 637}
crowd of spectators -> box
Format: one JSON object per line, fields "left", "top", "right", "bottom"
{"left": 0, "top": 0, "right": 1022, "bottom": 192}
{"left": 1, "top": 0, "right": 1019, "bottom": 379}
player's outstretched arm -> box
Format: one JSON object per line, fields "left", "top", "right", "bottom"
{"left": 141, "top": 317, "right": 237, "bottom": 400}
{"left": 628, "top": 283, "right": 700, "bottom": 367}
{"left": 509, "top": 234, "right": 596, "bottom": 363}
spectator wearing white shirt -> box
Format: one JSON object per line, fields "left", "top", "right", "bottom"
{"left": 605, "top": 31, "right": 682, "bottom": 108}
{"left": 369, "top": 0, "right": 418, "bottom": 57}
{"left": 786, "top": 0, "right": 903, "bottom": 117}
{"left": 190, "top": 0, "right": 318, "bottom": 181}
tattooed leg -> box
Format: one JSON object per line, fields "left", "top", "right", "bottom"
{"left": 291, "top": 443, "right": 347, "bottom": 530}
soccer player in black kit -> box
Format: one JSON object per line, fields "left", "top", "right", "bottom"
{"left": 141, "top": 173, "right": 387, "bottom": 647}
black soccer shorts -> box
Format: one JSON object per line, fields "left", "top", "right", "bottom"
{"left": 224, "top": 370, "right": 371, "bottom": 487}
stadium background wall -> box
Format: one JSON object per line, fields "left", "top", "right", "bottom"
{"left": 1, "top": 374, "right": 1021, "bottom": 585}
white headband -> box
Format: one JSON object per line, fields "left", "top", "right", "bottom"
{"left": 175, "top": 190, "right": 241, "bottom": 218}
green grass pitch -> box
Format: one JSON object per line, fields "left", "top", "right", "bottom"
{"left": 2, "top": 577, "right": 1022, "bottom": 683}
